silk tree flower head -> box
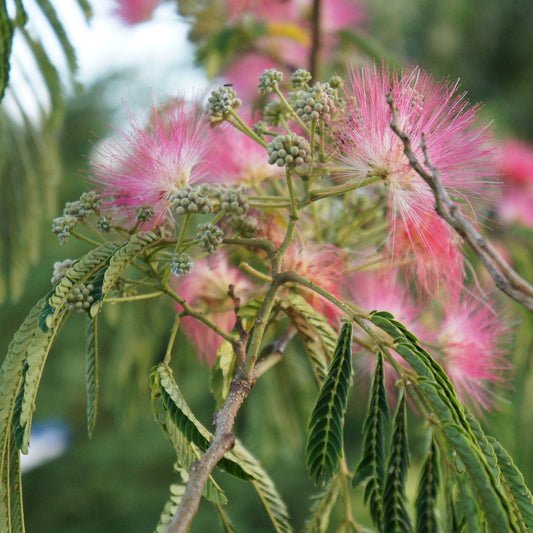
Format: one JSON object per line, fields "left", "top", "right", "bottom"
{"left": 173, "top": 251, "right": 254, "bottom": 367}
{"left": 113, "top": 0, "right": 161, "bottom": 25}
{"left": 206, "top": 109, "right": 284, "bottom": 186}
{"left": 282, "top": 242, "right": 346, "bottom": 322}
{"left": 91, "top": 97, "right": 216, "bottom": 230}
{"left": 497, "top": 139, "right": 533, "bottom": 228}
{"left": 436, "top": 294, "right": 510, "bottom": 412}
{"left": 334, "top": 63, "right": 498, "bottom": 296}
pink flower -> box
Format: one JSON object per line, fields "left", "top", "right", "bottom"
{"left": 501, "top": 139, "right": 533, "bottom": 188}
{"left": 436, "top": 294, "right": 510, "bottom": 412}
{"left": 282, "top": 242, "right": 346, "bottom": 322}
{"left": 91, "top": 97, "right": 216, "bottom": 229}
{"left": 173, "top": 251, "right": 254, "bottom": 367}
{"left": 206, "top": 109, "right": 283, "bottom": 186}
{"left": 335, "top": 63, "right": 498, "bottom": 295}
{"left": 498, "top": 189, "right": 533, "bottom": 228}
{"left": 113, "top": 0, "right": 161, "bottom": 25}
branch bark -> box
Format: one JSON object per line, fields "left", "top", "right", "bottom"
{"left": 386, "top": 92, "right": 533, "bottom": 312}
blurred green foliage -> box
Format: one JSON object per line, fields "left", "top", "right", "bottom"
{"left": 1, "top": 1, "right": 533, "bottom": 531}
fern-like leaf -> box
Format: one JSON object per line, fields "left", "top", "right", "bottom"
{"left": 154, "top": 364, "right": 252, "bottom": 481}
{"left": 304, "top": 477, "right": 340, "bottom": 533}
{"left": 86, "top": 316, "right": 99, "bottom": 439}
{"left": 282, "top": 293, "right": 337, "bottom": 384}
{"left": 488, "top": 436, "right": 533, "bottom": 531}
{"left": 232, "top": 441, "right": 294, "bottom": 533}
{"left": 352, "top": 350, "right": 390, "bottom": 531}
{"left": 415, "top": 435, "right": 440, "bottom": 533}
{"left": 154, "top": 483, "right": 186, "bottom": 533}
{"left": 383, "top": 392, "right": 411, "bottom": 532}
{"left": 306, "top": 321, "right": 353, "bottom": 486}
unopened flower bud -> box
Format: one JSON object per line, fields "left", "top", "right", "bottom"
{"left": 267, "top": 133, "right": 311, "bottom": 169}
{"left": 196, "top": 223, "right": 224, "bottom": 253}
{"left": 96, "top": 214, "right": 112, "bottom": 233}
{"left": 79, "top": 190, "right": 101, "bottom": 215}
{"left": 207, "top": 85, "right": 242, "bottom": 122}
{"left": 135, "top": 203, "right": 154, "bottom": 223}
{"left": 291, "top": 69, "right": 312, "bottom": 89}
{"left": 258, "top": 69, "right": 283, "bottom": 94}
{"left": 52, "top": 215, "right": 78, "bottom": 244}
{"left": 171, "top": 186, "right": 213, "bottom": 215}
{"left": 51, "top": 258, "right": 74, "bottom": 284}
{"left": 66, "top": 283, "right": 95, "bottom": 312}
{"left": 170, "top": 252, "right": 193, "bottom": 276}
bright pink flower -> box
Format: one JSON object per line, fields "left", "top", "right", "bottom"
{"left": 91, "top": 97, "right": 216, "bottom": 229}
{"left": 282, "top": 242, "right": 346, "bottom": 322}
{"left": 113, "top": 0, "right": 161, "bottom": 25}
{"left": 498, "top": 189, "right": 533, "bottom": 228}
{"left": 207, "top": 109, "right": 283, "bottom": 185}
{"left": 173, "top": 251, "right": 253, "bottom": 366}
{"left": 436, "top": 295, "right": 510, "bottom": 412}
{"left": 335, "top": 63, "right": 498, "bottom": 294}
{"left": 501, "top": 139, "right": 533, "bottom": 188}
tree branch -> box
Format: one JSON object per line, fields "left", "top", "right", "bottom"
{"left": 386, "top": 92, "right": 533, "bottom": 313}
{"left": 166, "top": 376, "right": 254, "bottom": 533}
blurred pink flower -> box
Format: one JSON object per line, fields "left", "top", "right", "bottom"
{"left": 91, "top": 97, "right": 215, "bottom": 229}
{"left": 207, "top": 109, "right": 282, "bottom": 185}
{"left": 173, "top": 251, "right": 253, "bottom": 366}
{"left": 498, "top": 189, "right": 533, "bottom": 227}
{"left": 113, "top": 0, "right": 161, "bottom": 25}
{"left": 436, "top": 295, "right": 510, "bottom": 412}
{"left": 335, "top": 63, "right": 497, "bottom": 295}
{"left": 501, "top": 139, "right": 533, "bottom": 188}
{"left": 282, "top": 242, "right": 346, "bottom": 322}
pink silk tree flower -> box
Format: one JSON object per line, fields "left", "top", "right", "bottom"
{"left": 282, "top": 242, "right": 346, "bottom": 322}
{"left": 113, "top": 0, "right": 162, "bottom": 25}
{"left": 91, "top": 97, "right": 215, "bottom": 229}
{"left": 173, "top": 251, "right": 254, "bottom": 367}
{"left": 436, "top": 295, "right": 510, "bottom": 412}
{"left": 207, "top": 110, "right": 283, "bottom": 186}
{"left": 335, "top": 63, "right": 498, "bottom": 296}
{"left": 501, "top": 139, "right": 533, "bottom": 188}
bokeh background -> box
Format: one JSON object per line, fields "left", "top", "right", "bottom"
{"left": 1, "top": 0, "right": 533, "bottom": 531}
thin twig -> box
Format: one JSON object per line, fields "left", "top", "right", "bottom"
{"left": 386, "top": 92, "right": 533, "bottom": 312}
{"left": 309, "top": 0, "right": 322, "bottom": 79}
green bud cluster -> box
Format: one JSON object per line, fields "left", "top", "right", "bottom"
{"left": 218, "top": 185, "right": 249, "bottom": 216}
{"left": 196, "top": 223, "right": 224, "bottom": 253}
{"left": 294, "top": 82, "right": 337, "bottom": 122}
{"left": 135, "top": 203, "right": 155, "bottom": 223}
{"left": 170, "top": 252, "right": 193, "bottom": 276}
{"left": 258, "top": 69, "right": 283, "bottom": 94}
{"left": 290, "top": 69, "right": 312, "bottom": 89}
{"left": 79, "top": 190, "right": 101, "bottom": 215}
{"left": 264, "top": 100, "right": 292, "bottom": 127}
{"left": 96, "top": 214, "right": 112, "bottom": 233}
{"left": 51, "top": 258, "right": 74, "bottom": 285}
{"left": 207, "top": 85, "right": 242, "bottom": 122}
{"left": 66, "top": 283, "right": 95, "bottom": 312}
{"left": 267, "top": 133, "right": 312, "bottom": 169}
{"left": 171, "top": 186, "right": 213, "bottom": 215}
{"left": 52, "top": 215, "right": 78, "bottom": 244}
{"left": 227, "top": 214, "right": 259, "bottom": 238}
{"left": 252, "top": 120, "right": 269, "bottom": 139}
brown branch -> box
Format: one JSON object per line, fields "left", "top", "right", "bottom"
{"left": 309, "top": 0, "right": 322, "bottom": 79}
{"left": 228, "top": 284, "right": 249, "bottom": 368}
{"left": 386, "top": 92, "right": 533, "bottom": 312}
{"left": 166, "top": 376, "right": 254, "bottom": 533}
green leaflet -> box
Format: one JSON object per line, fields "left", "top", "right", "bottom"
{"left": 153, "top": 364, "right": 252, "bottom": 481}
{"left": 231, "top": 441, "right": 294, "bottom": 533}
{"left": 35, "top": 0, "right": 77, "bottom": 73}
{"left": 303, "top": 478, "right": 340, "bottom": 533}
{"left": 383, "top": 392, "right": 411, "bottom": 533}
{"left": 282, "top": 292, "right": 337, "bottom": 384}
{"left": 154, "top": 483, "right": 186, "bottom": 533}
{"left": 86, "top": 316, "right": 99, "bottom": 439}
{"left": 370, "top": 311, "right": 522, "bottom": 532}
{"left": 306, "top": 321, "right": 353, "bottom": 486}
{"left": 0, "top": 1, "right": 14, "bottom": 102}
{"left": 150, "top": 375, "right": 227, "bottom": 505}
{"left": 488, "top": 436, "right": 533, "bottom": 531}
{"left": 352, "top": 350, "right": 390, "bottom": 531}
{"left": 415, "top": 435, "right": 440, "bottom": 533}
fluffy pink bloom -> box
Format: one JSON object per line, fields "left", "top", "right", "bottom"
{"left": 173, "top": 251, "right": 253, "bottom": 366}
{"left": 113, "top": 0, "right": 161, "bottom": 25}
{"left": 497, "top": 139, "right": 533, "bottom": 228}
{"left": 335, "top": 63, "right": 498, "bottom": 295}
{"left": 207, "top": 109, "right": 283, "bottom": 185}
{"left": 91, "top": 97, "right": 216, "bottom": 229}
{"left": 282, "top": 242, "right": 346, "bottom": 322}
{"left": 501, "top": 139, "right": 533, "bottom": 188}
{"left": 436, "top": 295, "right": 510, "bottom": 412}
